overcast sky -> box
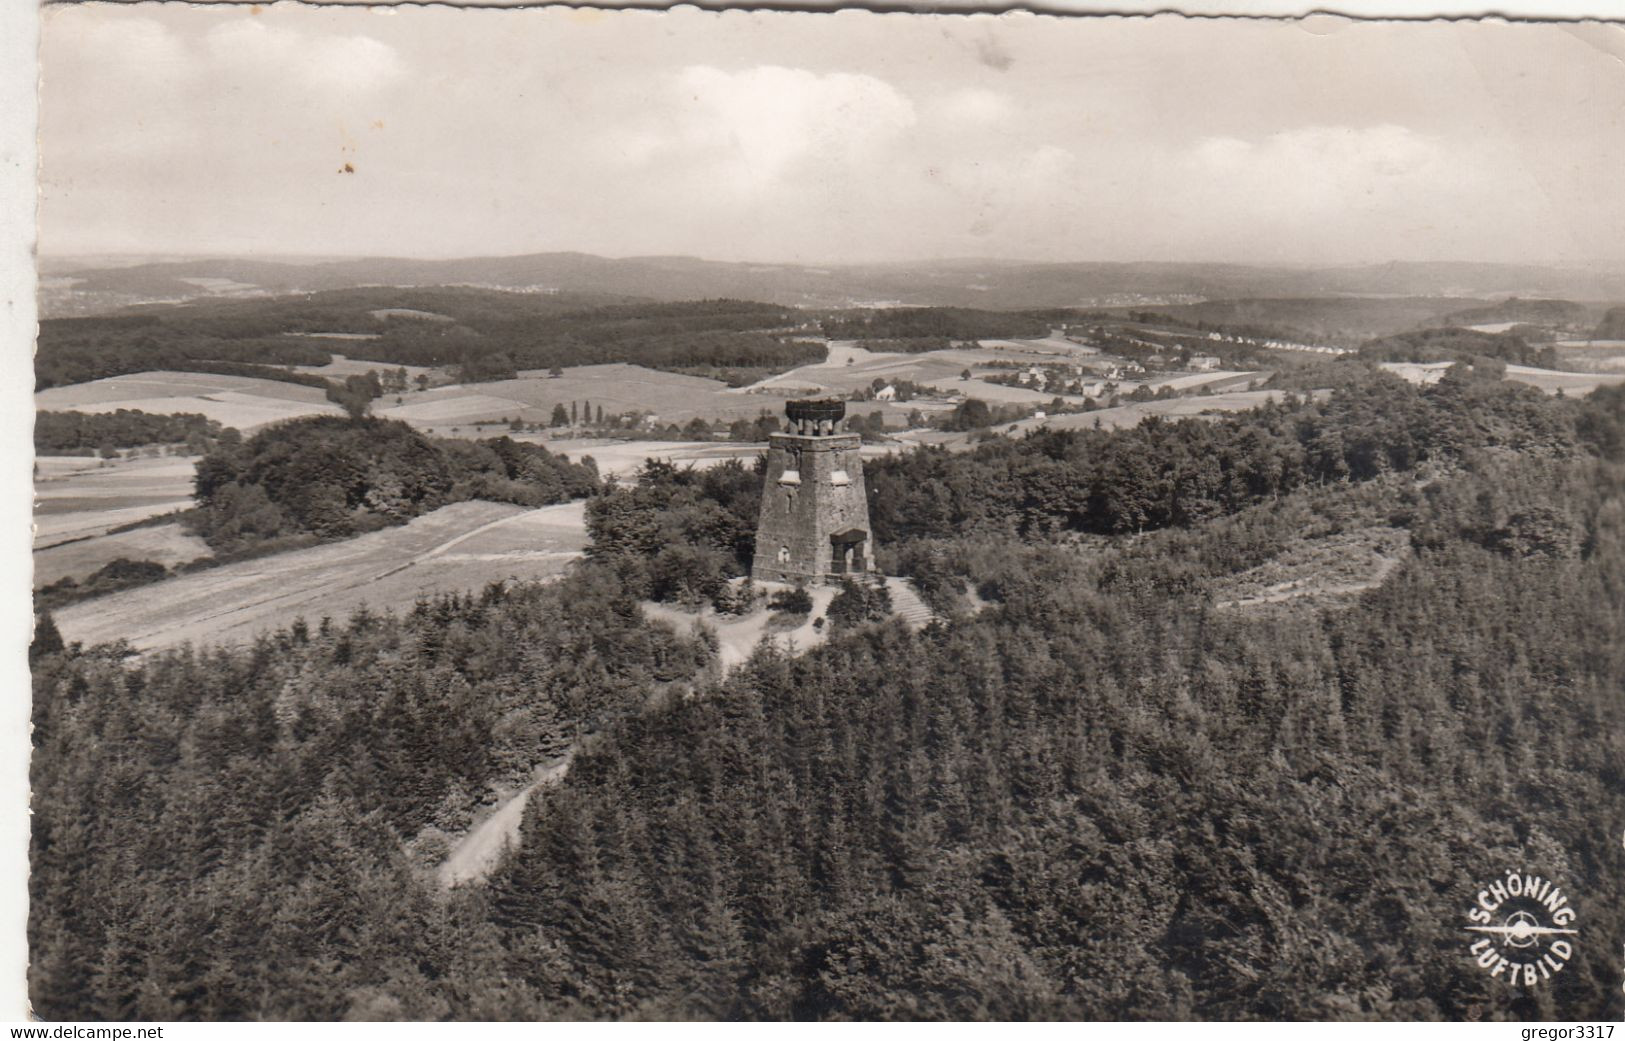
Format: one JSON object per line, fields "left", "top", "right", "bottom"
{"left": 35, "top": 4, "right": 1625, "bottom": 267}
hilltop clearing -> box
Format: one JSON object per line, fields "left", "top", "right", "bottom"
{"left": 1213, "top": 526, "right": 1411, "bottom": 609}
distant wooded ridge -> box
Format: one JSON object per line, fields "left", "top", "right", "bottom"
{"left": 34, "top": 286, "right": 1621, "bottom": 396}
{"left": 41, "top": 250, "right": 1625, "bottom": 315}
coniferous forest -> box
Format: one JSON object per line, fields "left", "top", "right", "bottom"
{"left": 28, "top": 369, "right": 1625, "bottom": 1021}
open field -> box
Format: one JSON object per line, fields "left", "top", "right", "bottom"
{"left": 289, "top": 352, "right": 433, "bottom": 381}
{"left": 34, "top": 361, "right": 828, "bottom": 444}
{"left": 924, "top": 378, "right": 1059, "bottom": 404}
{"left": 377, "top": 363, "right": 792, "bottom": 430}
{"left": 34, "top": 522, "right": 209, "bottom": 588}
{"left": 1503, "top": 364, "right": 1625, "bottom": 395}
{"left": 34, "top": 455, "right": 198, "bottom": 546}
{"left": 878, "top": 389, "right": 1324, "bottom": 452}
{"left": 33, "top": 331, "right": 1262, "bottom": 455}
{"left": 1554, "top": 341, "right": 1625, "bottom": 372}
{"left": 746, "top": 338, "right": 1098, "bottom": 400}
{"left": 380, "top": 391, "right": 542, "bottom": 425}
{"left": 1381, "top": 360, "right": 1625, "bottom": 395}
{"left": 1151, "top": 370, "right": 1265, "bottom": 393}
{"left": 53, "top": 499, "right": 589, "bottom": 653}
{"left": 495, "top": 436, "right": 893, "bottom": 481}
{"left": 980, "top": 335, "right": 1100, "bottom": 356}
{"left": 996, "top": 389, "right": 1323, "bottom": 438}
{"left": 35, "top": 370, "right": 344, "bottom": 430}
{"left": 533, "top": 438, "right": 764, "bottom": 480}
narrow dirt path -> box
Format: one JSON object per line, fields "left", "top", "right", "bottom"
{"left": 438, "top": 755, "right": 574, "bottom": 888}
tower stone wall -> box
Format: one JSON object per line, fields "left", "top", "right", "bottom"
{"left": 751, "top": 400, "right": 876, "bottom": 585}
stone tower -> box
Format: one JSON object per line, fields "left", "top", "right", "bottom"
{"left": 751, "top": 398, "right": 876, "bottom": 585}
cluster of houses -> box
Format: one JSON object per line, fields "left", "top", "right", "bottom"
{"left": 991, "top": 364, "right": 1120, "bottom": 399}
{"left": 1203, "top": 330, "right": 1350, "bottom": 355}
{"left": 1005, "top": 350, "right": 1234, "bottom": 394}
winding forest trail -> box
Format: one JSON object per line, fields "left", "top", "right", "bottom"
{"left": 438, "top": 755, "right": 574, "bottom": 888}
{"left": 439, "top": 579, "right": 911, "bottom": 886}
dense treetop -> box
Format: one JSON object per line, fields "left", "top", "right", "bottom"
{"left": 1354, "top": 327, "right": 1559, "bottom": 368}
{"left": 819, "top": 307, "right": 1052, "bottom": 349}
{"left": 35, "top": 291, "right": 820, "bottom": 390}
{"left": 585, "top": 458, "right": 761, "bottom": 606}
{"left": 189, "top": 416, "right": 599, "bottom": 552}
{"left": 35, "top": 409, "right": 238, "bottom": 455}
{"left": 1594, "top": 306, "right": 1625, "bottom": 340}
{"left": 864, "top": 367, "right": 1574, "bottom": 546}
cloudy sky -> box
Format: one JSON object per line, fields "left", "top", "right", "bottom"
{"left": 36, "top": 4, "right": 1625, "bottom": 266}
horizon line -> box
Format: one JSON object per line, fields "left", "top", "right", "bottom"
{"left": 36, "top": 249, "right": 1625, "bottom": 272}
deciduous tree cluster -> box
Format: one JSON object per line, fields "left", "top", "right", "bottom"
{"left": 34, "top": 409, "right": 239, "bottom": 454}
{"left": 189, "top": 417, "right": 599, "bottom": 552}
{"left": 584, "top": 458, "right": 761, "bottom": 606}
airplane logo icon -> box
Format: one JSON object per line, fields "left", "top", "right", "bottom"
{"left": 1466, "top": 911, "right": 1578, "bottom": 948}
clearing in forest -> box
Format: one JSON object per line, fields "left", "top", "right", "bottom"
{"left": 1213, "top": 526, "right": 1411, "bottom": 610}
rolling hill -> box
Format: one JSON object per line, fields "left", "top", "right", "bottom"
{"left": 43, "top": 251, "right": 1625, "bottom": 317}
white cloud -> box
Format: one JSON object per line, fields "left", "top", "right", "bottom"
{"left": 1145, "top": 123, "right": 1559, "bottom": 264}
{"left": 48, "top": 12, "right": 189, "bottom": 75}
{"left": 1192, "top": 124, "right": 1449, "bottom": 209}
{"left": 929, "top": 144, "right": 1080, "bottom": 242}
{"left": 671, "top": 65, "right": 916, "bottom": 189}
{"left": 305, "top": 34, "right": 406, "bottom": 94}
{"left": 204, "top": 21, "right": 402, "bottom": 95}
{"left": 36, "top": 8, "right": 1622, "bottom": 265}
{"left": 936, "top": 87, "right": 1012, "bottom": 126}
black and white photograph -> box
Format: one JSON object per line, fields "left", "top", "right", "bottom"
{"left": 9, "top": 0, "right": 1625, "bottom": 1025}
